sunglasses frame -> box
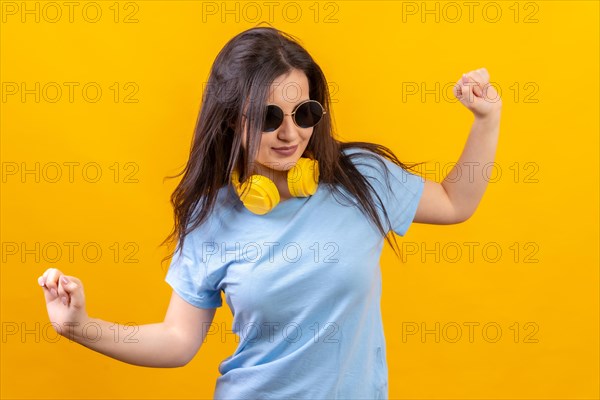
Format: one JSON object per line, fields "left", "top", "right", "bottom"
{"left": 242, "top": 99, "right": 327, "bottom": 133}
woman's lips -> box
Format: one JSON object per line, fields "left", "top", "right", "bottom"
{"left": 271, "top": 145, "right": 298, "bottom": 156}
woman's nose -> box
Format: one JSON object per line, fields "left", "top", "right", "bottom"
{"left": 276, "top": 114, "right": 299, "bottom": 141}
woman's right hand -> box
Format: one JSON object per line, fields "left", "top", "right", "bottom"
{"left": 37, "top": 268, "right": 89, "bottom": 339}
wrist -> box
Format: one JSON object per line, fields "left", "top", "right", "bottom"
{"left": 474, "top": 108, "right": 501, "bottom": 124}
{"left": 61, "top": 314, "right": 93, "bottom": 342}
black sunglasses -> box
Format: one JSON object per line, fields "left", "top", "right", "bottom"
{"left": 244, "top": 99, "right": 327, "bottom": 133}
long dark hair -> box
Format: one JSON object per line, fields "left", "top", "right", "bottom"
{"left": 160, "top": 25, "right": 424, "bottom": 267}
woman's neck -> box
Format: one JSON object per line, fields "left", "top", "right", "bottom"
{"left": 253, "top": 163, "right": 292, "bottom": 201}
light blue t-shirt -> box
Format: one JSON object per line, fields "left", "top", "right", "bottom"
{"left": 165, "top": 148, "right": 425, "bottom": 399}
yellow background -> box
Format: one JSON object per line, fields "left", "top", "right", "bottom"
{"left": 1, "top": 1, "right": 598, "bottom": 399}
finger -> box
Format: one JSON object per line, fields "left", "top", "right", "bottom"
{"left": 476, "top": 67, "right": 490, "bottom": 83}
{"left": 44, "top": 268, "right": 64, "bottom": 299}
{"left": 40, "top": 281, "right": 57, "bottom": 304}
{"left": 57, "top": 277, "right": 70, "bottom": 306}
{"left": 471, "top": 70, "right": 499, "bottom": 103}
{"left": 38, "top": 271, "right": 54, "bottom": 304}
{"left": 454, "top": 76, "right": 474, "bottom": 105}
{"left": 40, "top": 268, "right": 52, "bottom": 287}
{"left": 40, "top": 267, "right": 58, "bottom": 286}
{"left": 469, "top": 68, "right": 492, "bottom": 95}
{"left": 453, "top": 78, "right": 462, "bottom": 99}
{"left": 468, "top": 68, "right": 490, "bottom": 86}
{"left": 463, "top": 72, "right": 483, "bottom": 97}
{"left": 59, "top": 276, "right": 85, "bottom": 308}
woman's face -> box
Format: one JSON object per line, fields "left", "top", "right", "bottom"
{"left": 241, "top": 68, "right": 314, "bottom": 172}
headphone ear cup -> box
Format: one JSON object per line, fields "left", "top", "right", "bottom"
{"left": 231, "top": 169, "right": 280, "bottom": 215}
{"left": 288, "top": 158, "right": 319, "bottom": 197}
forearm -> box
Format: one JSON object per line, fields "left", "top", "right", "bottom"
{"left": 441, "top": 110, "right": 501, "bottom": 221}
{"left": 61, "top": 316, "right": 186, "bottom": 368}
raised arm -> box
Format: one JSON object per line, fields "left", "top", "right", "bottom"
{"left": 413, "top": 68, "right": 502, "bottom": 225}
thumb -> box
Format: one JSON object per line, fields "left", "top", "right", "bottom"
{"left": 59, "top": 275, "right": 85, "bottom": 308}
{"left": 462, "top": 73, "right": 484, "bottom": 97}
{"left": 456, "top": 74, "right": 476, "bottom": 106}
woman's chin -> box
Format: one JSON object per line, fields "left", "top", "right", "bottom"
{"left": 257, "top": 157, "right": 301, "bottom": 172}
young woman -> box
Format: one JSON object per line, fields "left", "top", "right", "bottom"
{"left": 37, "top": 26, "right": 501, "bottom": 399}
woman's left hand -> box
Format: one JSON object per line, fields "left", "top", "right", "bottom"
{"left": 453, "top": 68, "right": 502, "bottom": 119}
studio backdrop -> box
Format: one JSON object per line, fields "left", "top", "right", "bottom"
{"left": 1, "top": 1, "right": 598, "bottom": 399}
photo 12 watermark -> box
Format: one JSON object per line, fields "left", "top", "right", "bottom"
{"left": 1, "top": 161, "right": 140, "bottom": 183}
{"left": 196, "top": 240, "right": 341, "bottom": 264}
{"left": 2, "top": 321, "right": 140, "bottom": 343}
{"left": 201, "top": 320, "right": 341, "bottom": 344}
{"left": 2, "top": 241, "right": 140, "bottom": 264}
{"left": 401, "top": 81, "right": 539, "bottom": 104}
{"left": 201, "top": 80, "right": 340, "bottom": 104}
{"left": 200, "top": 1, "right": 340, "bottom": 24}
{"left": 400, "top": 241, "right": 540, "bottom": 264}
{"left": 405, "top": 161, "right": 540, "bottom": 185}
{"left": 1, "top": 82, "right": 140, "bottom": 103}
{"left": 1, "top": 1, "right": 140, "bottom": 23}
{"left": 400, "top": 1, "right": 540, "bottom": 24}
{"left": 401, "top": 321, "right": 540, "bottom": 343}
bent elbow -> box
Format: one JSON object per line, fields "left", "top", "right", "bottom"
{"left": 453, "top": 209, "right": 474, "bottom": 224}
{"left": 164, "top": 358, "right": 190, "bottom": 368}
{"left": 160, "top": 350, "right": 195, "bottom": 368}
{"left": 175, "top": 346, "right": 203, "bottom": 367}
{"left": 171, "top": 353, "right": 195, "bottom": 368}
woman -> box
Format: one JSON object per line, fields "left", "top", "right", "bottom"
{"left": 37, "top": 26, "right": 501, "bottom": 399}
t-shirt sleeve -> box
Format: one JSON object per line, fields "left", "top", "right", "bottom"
{"left": 350, "top": 149, "right": 426, "bottom": 236}
{"left": 164, "top": 229, "right": 223, "bottom": 309}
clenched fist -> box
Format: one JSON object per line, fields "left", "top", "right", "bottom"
{"left": 453, "top": 67, "right": 502, "bottom": 118}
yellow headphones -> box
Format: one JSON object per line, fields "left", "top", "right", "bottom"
{"left": 231, "top": 157, "right": 320, "bottom": 215}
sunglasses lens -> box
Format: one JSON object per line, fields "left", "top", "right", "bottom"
{"left": 263, "top": 105, "right": 283, "bottom": 132}
{"left": 261, "top": 101, "right": 325, "bottom": 132}
{"left": 295, "top": 101, "right": 324, "bottom": 128}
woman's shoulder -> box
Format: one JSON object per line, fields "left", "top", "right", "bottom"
{"left": 341, "top": 145, "right": 390, "bottom": 162}
{"left": 340, "top": 146, "right": 389, "bottom": 173}
{"left": 341, "top": 146, "right": 371, "bottom": 157}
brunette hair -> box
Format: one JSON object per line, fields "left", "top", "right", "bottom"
{"left": 160, "top": 25, "right": 424, "bottom": 267}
